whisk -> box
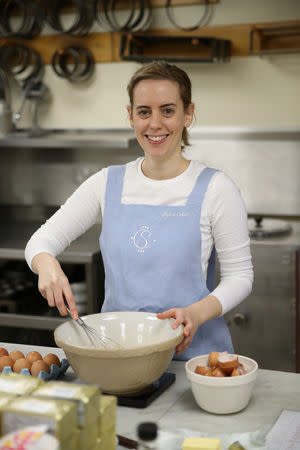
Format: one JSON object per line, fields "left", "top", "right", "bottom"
{"left": 65, "top": 305, "right": 121, "bottom": 350}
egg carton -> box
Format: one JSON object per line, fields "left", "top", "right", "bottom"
{"left": 1, "top": 358, "right": 70, "bottom": 382}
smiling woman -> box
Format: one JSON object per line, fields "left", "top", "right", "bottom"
{"left": 127, "top": 78, "right": 194, "bottom": 179}
{"left": 25, "top": 60, "right": 253, "bottom": 361}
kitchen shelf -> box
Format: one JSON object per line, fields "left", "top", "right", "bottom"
{"left": 249, "top": 23, "right": 300, "bottom": 55}
{"left": 0, "top": 128, "right": 138, "bottom": 149}
{"left": 120, "top": 33, "right": 231, "bottom": 63}
{"left": 0, "top": 313, "right": 65, "bottom": 330}
{"left": 1, "top": 21, "right": 299, "bottom": 64}
{"left": 62, "top": 0, "right": 219, "bottom": 10}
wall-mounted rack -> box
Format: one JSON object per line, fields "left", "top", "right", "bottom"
{"left": 120, "top": 33, "right": 230, "bottom": 63}
{"left": 249, "top": 23, "right": 300, "bottom": 55}
{"left": 0, "top": 21, "right": 299, "bottom": 65}
{"left": 61, "top": 0, "right": 219, "bottom": 9}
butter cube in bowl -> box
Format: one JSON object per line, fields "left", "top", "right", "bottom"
{"left": 185, "top": 353, "right": 258, "bottom": 414}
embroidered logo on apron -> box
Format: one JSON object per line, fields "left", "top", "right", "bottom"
{"left": 131, "top": 226, "right": 156, "bottom": 253}
{"left": 162, "top": 211, "right": 188, "bottom": 217}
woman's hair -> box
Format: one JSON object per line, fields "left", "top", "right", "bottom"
{"left": 127, "top": 60, "right": 193, "bottom": 149}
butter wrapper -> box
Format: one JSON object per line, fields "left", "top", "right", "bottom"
{"left": 97, "top": 427, "right": 116, "bottom": 450}
{"left": 60, "top": 428, "right": 78, "bottom": 450}
{"left": 32, "top": 380, "right": 101, "bottom": 427}
{"left": 99, "top": 395, "right": 117, "bottom": 434}
{"left": 0, "top": 392, "right": 15, "bottom": 408}
{"left": 0, "top": 392, "right": 16, "bottom": 435}
{"left": 0, "top": 425, "right": 60, "bottom": 450}
{"left": 1, "top": 395, "right": 77, "bottom": 442}
{"left": 78, "top": 420, "right": 99, "bottom": 449}
{"left": 0, "top": 373, "right": 43, "bottom": 395}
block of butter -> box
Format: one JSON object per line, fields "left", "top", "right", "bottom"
{"left": 0, "top": 392, "right": 15, "bottom": 408}
{"left": 32, "top": 380, "right": 101, "bottom": 427}
{"left": 77, "top": 420, "right": 99, "bottom": 450}
{"left": 99, "top": 395, "right": 117, "bottom": 434}
{"left": 60, "top": 428, "right": 79, "bottom": 450}
{"left": 0, "top": 373, "right": 43, "bottom": 395}
{"left": 1, "top": 395, "right": 77, "bottom": 442}
{"left": 96, "top": 427, "right": 116, "bottom": 450}
{"left": 182, "top": 437, "right": 222, "bottom": 450}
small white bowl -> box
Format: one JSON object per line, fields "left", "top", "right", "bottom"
{"left": 185, "top": 354, "right": 258, "bottom": 414}
{"left": 55, "top": 311, "right": 183, "bottom": 395}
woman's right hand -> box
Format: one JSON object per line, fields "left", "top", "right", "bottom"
{"left": 31, "top": 252, "right": 78, "bottom": 320}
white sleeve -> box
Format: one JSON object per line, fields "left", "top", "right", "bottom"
{"left": 207, "top": 172, "right": 253, "bottom": 315}
{"left": 24, "top": 168, "right": 107, "bottom": 272}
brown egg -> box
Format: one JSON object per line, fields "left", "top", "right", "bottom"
{"left": 231, "top": 364, "right": 248, "bottom": 377}
{"left": 217, "top": 353, "right": 239, "bottom": 374}
{"left": 9, "top": 350, "right": 25, "bottom": 362}
{"left": 208, "top": 351, "right": 219, "bottom": 368}
{"left": 43, "top": 353, "right": 60, "bottom": 367}
{"left": 212, "top": 367, "right": 227, "bottom": 377}
{"left": 30, "top": 360, "right": 50, "bottom": 377}
{"left": 0, "top": 347, "right": 8, "bottom": 357}
{"left": 0, "top": 356, "right": 14, "bottom": 371}
{"left": 26, "top": 351, "right": 42, "bottom": 364}
{"left": 195, "top": 365, "right": 210, "bottom": 376}
{"left": 13, "top": 358, "right": 32, "bottom": 373}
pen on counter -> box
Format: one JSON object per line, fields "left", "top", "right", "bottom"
{"left": 117, "top": 434, "right": 139, "bottom": 449}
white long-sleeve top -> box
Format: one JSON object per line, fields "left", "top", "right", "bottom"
{"left": 25, "top": 157, "right": 253, "bottom": 315}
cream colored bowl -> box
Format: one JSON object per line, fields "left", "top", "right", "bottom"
{"left": 185, "top": 354, "right": 258, "bottom": 414}
{"left": 54, "top": 311, "right": 183, "bottom": 395}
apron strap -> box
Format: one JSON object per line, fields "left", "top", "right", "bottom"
{"left": 105, "top": 165, "right": 126, "bottom": 205}
{"left": 186, "top": 167, "right": 218, "bottom": 206}
{"left": 186, "top": 167, "right": 218, "bottom": 292}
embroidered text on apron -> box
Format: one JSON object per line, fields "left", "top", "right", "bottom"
{"left": 100, "top": 164, "right": 233, "bottom": 360}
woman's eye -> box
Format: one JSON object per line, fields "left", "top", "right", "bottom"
{"left": 163, "top": 108, "right": 174, "bottom": 115}
{"left": 137, "top": 110, "right": 150, "bottom": 117}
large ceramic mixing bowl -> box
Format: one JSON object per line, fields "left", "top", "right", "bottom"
{"left": 54, "top": 311, "right": 183, "bottom": 395}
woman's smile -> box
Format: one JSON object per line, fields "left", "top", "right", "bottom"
{"left": 146, "top": 134, "right": 169, "bottom": 144}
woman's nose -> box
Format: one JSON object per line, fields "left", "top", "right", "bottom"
{"left": 149, "top": 111, "right": 162, "bottom": 129}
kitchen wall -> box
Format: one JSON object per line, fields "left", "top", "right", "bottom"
{"left": 10, "top": 0, "right": 300, "bottom": 129}
{"left": 186, "top": 127, "right": 300, "bottom": 217}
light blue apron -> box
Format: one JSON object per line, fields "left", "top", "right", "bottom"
{"left": 100, "top": 164, "right": 233, "bottom": 360}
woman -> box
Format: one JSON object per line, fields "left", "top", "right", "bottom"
{"left": 25, "top": 61, "right": 253, "bottom": 360}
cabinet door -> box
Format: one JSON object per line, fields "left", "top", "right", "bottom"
{"left": 221, "top": 245, "right": 296, "bottom": 372}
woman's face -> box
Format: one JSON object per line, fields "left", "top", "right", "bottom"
{"left": 127, "top": 79, "right": 194, "bottom": 162}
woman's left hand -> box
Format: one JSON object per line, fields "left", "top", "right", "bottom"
{"left": 157, "top": 295, "right": 223, "bottom": 355}
{"left": 157, "top": 307, "right": 199, "bottom": 355}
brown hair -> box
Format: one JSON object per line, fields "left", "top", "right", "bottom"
{"left": 127, "top": 60, "right": 193, "bottom": 149}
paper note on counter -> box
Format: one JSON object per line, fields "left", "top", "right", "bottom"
{"left": 266, "top": 410, "right": 300, "bottom": 450}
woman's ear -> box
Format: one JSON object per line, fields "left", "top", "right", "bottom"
{"left": 184, "top": 103, "right": 195, "bottom": 128}
{"left": 127, "top": 106, "right": 134, "bottom": 128}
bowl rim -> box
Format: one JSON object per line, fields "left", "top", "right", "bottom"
{"left": 185, "top": 354, "right": 258, "bottom": 386}
{"left": 54, "top": 311, "right": 184, "bottom": 358}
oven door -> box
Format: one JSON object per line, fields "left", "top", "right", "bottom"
{"left": 221, "top": 243, "right": 298, "bottom": 372}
